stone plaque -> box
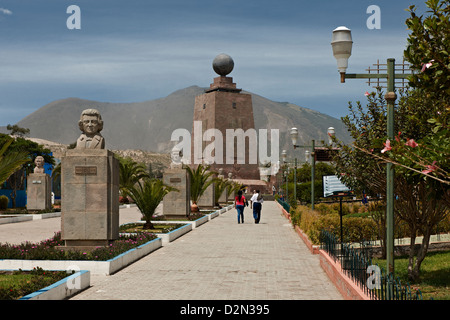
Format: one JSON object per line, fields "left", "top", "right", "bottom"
{"left": 75, "top": 166, "right": 97, "bottom": 176}
{"left": 169, "top": 178, "right": 182, "bottom": 183}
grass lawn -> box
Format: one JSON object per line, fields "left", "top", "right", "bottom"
{"left": 373, "top": 250, "right": 450, "bottom": 300}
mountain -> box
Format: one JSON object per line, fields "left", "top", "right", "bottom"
{"left": 1, "top": 86, "right": 351, "bottom": 158}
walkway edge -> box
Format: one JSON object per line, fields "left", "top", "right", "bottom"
{"left": 319, "top": 249, "right": 370, "bottom": 300}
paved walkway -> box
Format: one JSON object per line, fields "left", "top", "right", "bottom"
{"left": 0, "top": 202, "right": 342, "bottom": 300}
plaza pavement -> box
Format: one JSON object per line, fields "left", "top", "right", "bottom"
{"left": 0, "top": 201, "right": 343, "bottom": 300}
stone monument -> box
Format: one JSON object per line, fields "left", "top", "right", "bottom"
{"left": 27, "top": 156, "right": 52, "bottom": 211}
{"left": 191, "top": 54, "right": 264, "bottom": 192}
{"left": 217, "top": 168, "right": 228, "bottom": 204}
{"left": 61, "top": 108, "right": 119, "bottom": 250}
{"left": 162, "top": 147, "right": 191, "bottom": 218}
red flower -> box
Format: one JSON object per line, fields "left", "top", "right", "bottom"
{"left": 405, "top": 139, "right": 419, "bottom": 148}
{"left": 422, "top": 161, "right": 437, "bottom": 175}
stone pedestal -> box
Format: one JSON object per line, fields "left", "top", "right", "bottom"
{"left": 163, "top": 167, "right": 190, "bottom": 218}
{"left": 217, "top": 174, "right": 228, "bottom": 204}
{"left": 198, "top": 176, "right": 215, "bottom": 208}
{"left": 61, "top": 149, "right": 119, "bottom": 250}
{"left": 27, "top": 173, "right": 52, "bottom": 211}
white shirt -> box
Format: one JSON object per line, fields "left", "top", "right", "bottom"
{"left": 250, "top": 193, "right": 263, "bottom": 203}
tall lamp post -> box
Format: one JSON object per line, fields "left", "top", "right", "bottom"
{"left": 290, "top": 127, "right": 336, "bottom": 210}
{"left": 331, "top": 26, "right": 409, "bottom": 277}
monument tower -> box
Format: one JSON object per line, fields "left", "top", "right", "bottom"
{"left": 191, "top": 54, "right": 261, "bottom": 184}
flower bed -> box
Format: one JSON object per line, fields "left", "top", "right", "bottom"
{"left": 0, "top": 232, "right": 162, "bottom": 275}
{"left": 0, "top": 232, "right": 156, "bottom": 261}
{"left": 120, "top": 222, "right": 192, "bottom": 245}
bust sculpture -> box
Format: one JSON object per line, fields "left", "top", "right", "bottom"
{"left": 170, "top": 147, "right": 183, "bottom": 169}
{"left": 33, "top": 156, "right": 45, "bottom": 173}
{"left": 76, "top": 108, "right": 105, "bottom": 149}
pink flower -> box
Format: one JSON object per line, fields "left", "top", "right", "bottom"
{"left": 421, "top": 60, "right": 434, "bottom": 72}
{"left": 422, "top": 161, "right": 437, "bottom": 174}
{"left": 365, "top": 91, "right": 369, "bottom": 97}
{"left": 405, "top": 139, "right": 419, "bottom": 148}
{"left": 381, "top": 139, "right": 392, "bottom": 153}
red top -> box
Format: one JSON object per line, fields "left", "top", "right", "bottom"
{"left": 235, "top": 196, "right": 246, "bottom": 206}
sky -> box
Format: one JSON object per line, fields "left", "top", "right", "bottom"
{"left": 0, "top": 0, "right": 426, "bottom": 126}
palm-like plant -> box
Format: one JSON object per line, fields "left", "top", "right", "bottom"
{"left": 213, "top": 177, "right": 227, "bottom": 207}
{"left": 0, "top": 137, "right": 29, "bottom": 184}
{"left": 126, "top": 177, "right": 178, "bottom": 229}
{"left": 226, "top": 181, "right": 243, "bottom": 204}
{"left": 118, "top": 156, "right": 150, "bottom": 198}
{"left": 185, "top": 164, "right": 216, "bottom": 210}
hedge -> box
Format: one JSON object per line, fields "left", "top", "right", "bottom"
{"left": 290, "top": 204, "right": 378, "bottom": 245}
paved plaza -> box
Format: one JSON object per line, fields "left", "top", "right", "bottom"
{"left": 0, "top": 201, "right": 342, "bottom": 300}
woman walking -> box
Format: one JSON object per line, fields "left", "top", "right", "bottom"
{"left": 234, "top": 190, "right": 247, "bottom": 224}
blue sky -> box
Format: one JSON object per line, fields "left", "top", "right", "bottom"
{"left": 0, "top": 0, "right": 425, "bottom": 126}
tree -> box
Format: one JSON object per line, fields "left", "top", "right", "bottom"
{"left": 225, "top": 180, "right": 243, "bottom": 204}
{"left": 0, "top": 134, "right": 55, "bottom": 208}
{"left": 117, "top": 156, "right": 150, "bottom": 199}
{"left": 213, "top": 177, "right": 229, "bottom": 207}
{"left": 0, "top": 136, "right": 29, "bottom": 184}
{"left": 185, "top": 164, "right": 216, "bottom": 211}
{"left": 126, "top": 178, "right": 177, "bottom": 229}
{"left": 6, "top": 124, "right": 30, "bottom": 138}
{"left": 331, "top": 0, "right": 449, "bottom": 282}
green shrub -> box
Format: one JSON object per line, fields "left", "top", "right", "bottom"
{"left": 0, "top": 195, "right": 9, "bottom": 210}
{"left": 291, "top": 204, "right": 378, "bottom": 245}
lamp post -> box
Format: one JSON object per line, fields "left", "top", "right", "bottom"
{"left": 331, "top": 26, "right": 409, "bottom": 278}
{"left": 283, "top": 148, "right": 298, "bottom": 206}
{"left": 290, "top": 127, "right": 335, "bottom": 210}
{"left": 283, "top": 170, "right": 288, "bottom": 201}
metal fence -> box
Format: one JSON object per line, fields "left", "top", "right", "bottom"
{"left": 320, "top": 230, "right": 423, "bottom": 300}
{"left": 276, "top": 198, "right": 290, "bottom": 213}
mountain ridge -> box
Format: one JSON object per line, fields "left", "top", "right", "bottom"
{"left": 1, "top": 85, "right": 351, "bottom": 157}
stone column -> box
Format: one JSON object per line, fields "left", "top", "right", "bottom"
{"left": 162, "top": 167, "right": 191, "bottom": 218}
{"left": 27, "top": 173, "right": 52, "bottom": 211}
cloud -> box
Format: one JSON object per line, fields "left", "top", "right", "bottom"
{"left": 0, "top": 8, "right": 12, "bottom": 15}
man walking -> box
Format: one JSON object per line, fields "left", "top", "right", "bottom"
{"left": 250, "top": 190, "right": 264, "bottom": 224}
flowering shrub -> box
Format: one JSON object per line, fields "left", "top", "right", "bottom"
{"left": 0, "top": 267, "right": 70, "bottom": 300}
{"left": 0, "top": 231, "right": 157, "bottom": 261}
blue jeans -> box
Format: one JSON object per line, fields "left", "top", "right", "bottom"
{"left": 253, "top": 202, "right": 262, "bottom": 223}
{"left": 236, "top": 205, "right": 245, "bottom": 223}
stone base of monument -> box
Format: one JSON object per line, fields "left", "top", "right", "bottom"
{"left": 197, "top": 178, "right": 215, "bottom": 209}
{"left": 61, "top": 240, "right": 115, "bottom": 252}
{"left": 162, "top": 167, "right": 191, "bottom": 218}
{"left": 26, "top": 173, "right": 52, "bottom": 211}
{"left": 61, "top": 149, "right": 119, "bottom": 251}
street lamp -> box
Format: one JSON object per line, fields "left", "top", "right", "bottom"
{"left": 327, "top": 127, "right": 335, "bottom": 145}
{"left": 331, "top": 26, "right": 353, "bottom": 83}
{"left": 282, "top": 149, "right": 287, "bottom": 163}
{"left": 290, "top": 127, "right": 316, "bottom": 210}
{"left": 331, "top": 26, "right": 409, "bottom": 279}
